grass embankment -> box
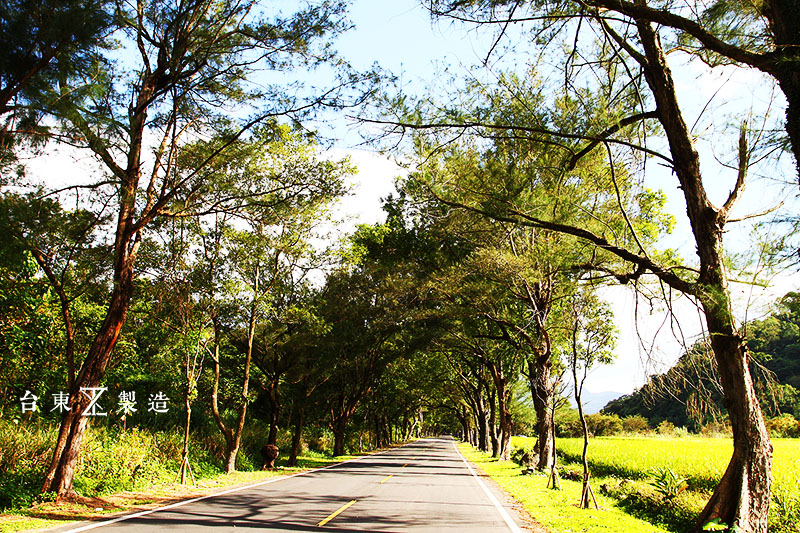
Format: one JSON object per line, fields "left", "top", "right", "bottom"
{"left": 460, "top": 443, "right": 671, "bottom": 533}
{"left": 497, "top": 436, "right": 800, "bottom": 533}
{"left": 0, "top": 452, "right": 357, "bottom": 533}
{"left": 0, "top": 419, "right": 363, "bottom": 532}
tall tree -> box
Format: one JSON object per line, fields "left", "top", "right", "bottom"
{"left": 388, "top": 3, "right": 784, "bottom": 528}
{"left": 38, "top": 0, "right": 360, "bottom": 496}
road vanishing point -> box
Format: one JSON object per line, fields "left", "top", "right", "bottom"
{"left": 50, "top": 437, "right": 529, "bottom": 532}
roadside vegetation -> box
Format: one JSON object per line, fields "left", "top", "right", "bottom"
{"left": 461, "top": 442, "right": 673, "bottom": 533}
{"left": 504, "top": 436, "right": 800, "bottom": 533}
{"left": 0, "top": 418, "right": 360, "bottom": 530}
{"left": 2, "top": 0, "right": 800, "bottom": 532}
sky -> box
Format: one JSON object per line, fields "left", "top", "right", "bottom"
{"left": 320, "top": 0, "right": 800, "bottom": 395}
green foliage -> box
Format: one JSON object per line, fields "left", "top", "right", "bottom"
{"left": 621, "top": 415, "right": 650, "bottom": 433}
{"left": 0, "top": 419, "right": 57, "bottom": 509}
{"left": 765, "top": 414, "right": 800, "bottom": 438}
{"left": 702, "top": 518, "right": 747, "bottom": 532}
{"left": 0, "top": 0, "right": 113, "bottom": 173}
{"left": 771, "top": 479, "right": 800, "bottom": 533}
{"left": 703, "top": 518, "right": 729, "bottom": 531}
{"left": 460, "top": 442, "right": 673, "bottom": 533}
{"left": 528, "top": 435, "right": 800, "bottom": 531}
{"left": 649, "top": 466, "right": 689, "bottom": 500}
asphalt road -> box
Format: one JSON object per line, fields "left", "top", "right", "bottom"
{"left": 52, "top": 437, "right": 529, "bottom": 532}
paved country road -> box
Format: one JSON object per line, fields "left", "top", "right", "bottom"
{"left": 48, "top": 437, "right": 530, "bottom": 532}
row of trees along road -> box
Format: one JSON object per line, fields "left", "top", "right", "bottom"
{"left": 0, "top": 0, "right": 378, "bottom": 497}
{"left": 366, "top": 1, "right": 800, "bottom": 531}
{"left": 1, "top": 1, "right": 799, "bottom": 532}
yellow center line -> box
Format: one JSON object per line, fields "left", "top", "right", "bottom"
{"left": 380, "top": 474, "right": 393, "bottom": 484}
{"left": 317, "top": 499, "right": 357, "bottom": 527}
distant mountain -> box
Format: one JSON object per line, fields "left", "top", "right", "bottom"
{"left": 570, "top": 391, "right": 625, "bottom": 414}
{"left": 602, "top": 291, "right": 800, "bottom": 429}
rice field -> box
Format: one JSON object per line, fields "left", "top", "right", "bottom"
{"left": 541, "top": 437, "right": 800, "bottom": 493}
{"left": 507, "top": 436, "right": 800, "bottom": 531}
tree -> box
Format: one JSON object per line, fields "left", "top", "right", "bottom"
{"left": 0, "top": 0, "right": 112, "bottom": 174}
{"left": 186, "top": 125, "right": 349, "bottom": 472}
{"left": 566, "top": 288, "right": 617, "bottom": 509}
{"left": 0, "top": 192, "right": 109, "bottom": 392}
{"left": 386, "top": 2, "right": 785, "bottom": 528}
{"left": 428, "top": 0, "right": 800, "bottom": 178}
{"left": 37, "top": 0, "right": 360, "bottom": 495}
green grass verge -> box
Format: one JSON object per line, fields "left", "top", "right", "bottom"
{"left": 0, "top": 452, "right": 361, "bottom": 533}
{"left": 459, "top": 443, "right": 672, "bottom": 533}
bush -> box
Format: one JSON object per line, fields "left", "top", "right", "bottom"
{"left": 0, "top": 419, "right": 228, "bottom": 509}
{"left": 556, "top": 418, "right": 583, "bottom": 438}
{"left": 306, "top": 428, "right": 334, "bottom": 454}
{"left": 599, "top": 479, "right": 699, "bottom": 532}
{"left": 586, "top": 413, "right": 623, "bottom": 436}
{"left": 0, "top": 419, "right": 57, "bottom": 510}
{"left": 656, "top": 420, "right": 676, "bottom": 436}
{"left": 766, "top": 414, "right": 800, "bottom": 438}
{"left": 621, "top": 415, "right": 650, "bottom": 434}
{"left": 510, "top": 445, "right": 537, "bottom": 467}
{"left": 700, "top": 421, "right": 732, "bottom": 437}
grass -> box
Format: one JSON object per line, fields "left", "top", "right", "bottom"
{"left": 459, "top": 443, "right": 672, "bottom": 533}
{"left": 535, "top": 437, "right": 800, "bottom": 493}
{"left": 0, "top": 451, "right": 360, "bottom": 532}
{"left": 508, "top": 436, "right": 800, "bottom": 532}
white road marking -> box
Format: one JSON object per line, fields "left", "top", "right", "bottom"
{"left": 453, "top": 440, "right": 524, "bottom": 533}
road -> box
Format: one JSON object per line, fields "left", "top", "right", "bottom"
{"left": 51, "top": 437, "right": 529, "bottom": 532}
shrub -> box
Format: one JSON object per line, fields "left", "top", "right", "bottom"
{"left": 766, "top": 414, "right": 800, "bottom": 438}
{"left": 649, "top": 466, "right": 688, "bottom": 500}
{"left": 656, "top": 420, "right": 676, "bottom": 436}
{"left": 621, "top": 415, "right": 650, "bottom": 434}
{"left": 0, "top": 419, "right": 58, "bottom": 510}
{"left": 586, "top": 413, "right": 623, "bottom": 436}
{"left": 510, "top": 445, "right": 537, "bottom": 467}
{"left": 306, "top": 428, "right": 334, "bottom": 454}
{"left": 556, "top": 418, "right": 583, "bottom": 438}
{"left": 700, "top": 421, "right": 732, "bottom": 437}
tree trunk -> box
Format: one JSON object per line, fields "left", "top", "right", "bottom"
{"left": 488, "top": 388, "right": 499, "bottom": 457}
{"left": 476, "top": 396, "right": 489, "bottom": 452}
{"left": 765, "top": 0, "right": 800, "bottom": 178}
{"left": 695, "top": 300, "right": 772, "bottom": 531}
{"left": 333, "top": 421, "right": 346, "bottom": 456}
{"left": 224, "top": 442, "right": 239, "bottom": 473}
{"left": 575, "top": 374, "right": 595, "bottom": 509}
{"left": 458, "top": 409, "right": 470, "bottom": 442}
{"left": 632, "top": 17, "right": 774, "bottom": 531}
{"left": 42, "top": 270, "right": 136, "bottom": 497}
{"left": 179, "top": 396, "right": 192, "bottom": 484}
{"left": 288, "top": 403, "right": 304, "bottom": 467}
{"left": 497, "top": 397, "right": 512, "bottom": 461}
{"left": 488, "top": 362, "right": 512, "bottom": 460}
{"left": 267, "top": 382, "right": 280, "bottom": 446}
{"left": 529, "top": 357, "right": 554, "bottom": 471}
